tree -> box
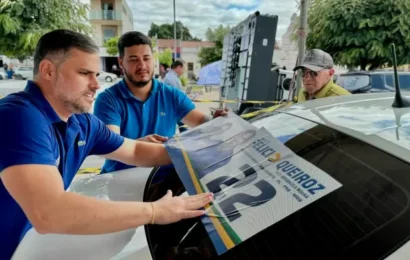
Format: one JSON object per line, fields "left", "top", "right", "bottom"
{"left": 0, "top": 0, "right": 92, "bottom": 60}
{"left": 159, "top": 48, "right": 173, "bottom": 67}
{"left": 306, "top": 0, "right": 410, "bottom": 70}
{"left": 147, "top": 22, "right": 201, "bottom": 41}
{"left": 198, "top": 24, "right": 230, "bottom": 66}
{"left": 103, "top": 37, "right": 119, "bottom": 56}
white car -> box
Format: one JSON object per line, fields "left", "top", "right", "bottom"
{"left": 13, "top": 66, "right": 34, "bottom": 80}
{"left": 0, "top": 71, "right": 7, "bottom": 80}
{"left": 98, "top": 71, "right": 118, "bottom": 83}
{"left": 11, "top": 92, "right": 410, "bottom": 259}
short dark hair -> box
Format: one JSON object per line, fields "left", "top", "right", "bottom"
{"left": 33, "top": 29, "right": 99, "bottom": 75}
{"left": 171, "top": 60, "right": 184, "bottom": 69}
{"left": 118, "top": 31, "right": 152, "bottom": 58}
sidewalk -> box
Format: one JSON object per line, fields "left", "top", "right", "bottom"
{"left": 186, "top": 85, "right": 221, "bottom": 115}
{"left": 0, "top": 80, "right": 26, "bottom": 98}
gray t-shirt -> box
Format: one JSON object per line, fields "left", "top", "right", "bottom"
{"left": 163, "top": 70, "right": 183, "bottom": 90}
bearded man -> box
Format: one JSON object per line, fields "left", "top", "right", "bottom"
{"left": 94, "top": 31, "right": 227, "bottom": 174}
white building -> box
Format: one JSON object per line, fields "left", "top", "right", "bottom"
{"left": 88, "top": 0, "right": 134, "bottom": 72}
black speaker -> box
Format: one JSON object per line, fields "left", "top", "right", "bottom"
{"left": 219, "top": 12, "right": 279, "bottom": 112}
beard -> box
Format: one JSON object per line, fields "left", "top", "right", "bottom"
{"left": 58, "top": 91, "right": 93, "bottom": 114}
{"left": 124, "top": 68, "right": 153, "bottom": 88}
{"left": 55, "top": 76, "right": 94, "bottom": 114}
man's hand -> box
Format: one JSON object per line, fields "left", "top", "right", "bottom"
{"left": 212, "top": 108, "right": 229, "bottom": 119}
{"left": 182, "top": 108, "right": 229, "bottom": 128}
{"left": 152, "top": 190, "right": 213, "bottom": 224}
{"left": 139, "top": 134, "right": 168, "bottom": 144}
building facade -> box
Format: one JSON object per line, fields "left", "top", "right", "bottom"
{"left": 88, "top": 0, "right": 134, "bottom": 72}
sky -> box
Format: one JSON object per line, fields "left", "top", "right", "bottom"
{"left": 126, "top": 0, "right": 299, "bottom": 42}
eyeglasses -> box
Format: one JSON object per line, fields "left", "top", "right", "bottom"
{"left": 301, "top": 70, "right": 319, "bottom": 78}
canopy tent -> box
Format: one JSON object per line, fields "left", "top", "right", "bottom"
{"left": 196, "top": 60, "right": 222, "bottom": 86}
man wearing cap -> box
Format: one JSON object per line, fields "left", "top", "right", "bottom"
{"left": 294, "top": 49, "right": 350, "bottom": 102}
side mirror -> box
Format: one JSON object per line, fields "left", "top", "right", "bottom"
{"left": 282, "top": 78, "right": 292, "bottom": 91}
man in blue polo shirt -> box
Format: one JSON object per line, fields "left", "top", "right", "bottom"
{"left": 94, "top": 31, "right": 227, "bottom": 174}
{"left": 0, "top": 29, "right": 213, "bottom": 260}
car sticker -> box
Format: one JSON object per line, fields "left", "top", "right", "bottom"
{"left": 165, "top": 112, "right": 343, "bottom": 255}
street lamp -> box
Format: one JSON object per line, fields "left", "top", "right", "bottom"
{"left": 173, "top": 0, "right": 177, "bottom": 62}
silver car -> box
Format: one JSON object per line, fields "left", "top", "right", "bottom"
{"left": 12, "top": 92, "right": 410, "bottom": 259}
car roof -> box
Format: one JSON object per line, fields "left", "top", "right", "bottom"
{"left": 12, "top": 167, "right": 154, "bottom": 259}
{"left": 339, "top": 70, "right": 410, "bottom": 75}
{"left": 276, "top": 92, "right": 410, "bottom": 164}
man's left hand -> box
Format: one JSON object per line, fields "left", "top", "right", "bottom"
{"left": 212, "top": 108, "right": 229, "bottom": 119}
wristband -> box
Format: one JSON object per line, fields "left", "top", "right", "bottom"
{"left": 150, "top": 203, "right": 155, "bottom": 224}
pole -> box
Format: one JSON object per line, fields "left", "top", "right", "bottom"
{"left": 173, "top": 0, "right": 177, "bottom": 61}
{"left": 295, "top": 0, "right": 308, "bottom": 100}
{"left": 180, "top": 23, "right": 183, "bottom": 59}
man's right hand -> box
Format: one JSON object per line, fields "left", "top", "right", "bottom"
{"left": 151, "top": 190, "right": 213, "bottom": 224}
{"left": 139, "top": 134, "right": 168, "bottom": 143}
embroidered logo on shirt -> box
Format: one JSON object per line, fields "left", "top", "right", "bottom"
{"left": 160, "top": 112, "right": 166, "bottom": 116}
{"left": 78, "top": 140, "right": 86, "bottom": 147}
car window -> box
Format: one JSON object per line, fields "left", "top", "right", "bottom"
{"left": 336, "top": 74, "right": 370, "bottom": 91}
{"left": 384, "top": 74, "right": 410, "bottom": 90}
{"left": 370, "top": 74, "right": 386, "bottom": 89}
{"left": 144, "top": 112, "right": 410, "bottom": 259}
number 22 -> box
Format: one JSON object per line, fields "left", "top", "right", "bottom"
{"left": 206, "top": 164, "right": 276, "bottom": 222}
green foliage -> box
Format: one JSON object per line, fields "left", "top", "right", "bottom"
{"left": 205, "top": 24, "right": 230, "bottom": 48}
{"left": 148, "top": 22, "right": 200, "bottom": 41}
{"left": 198, "top": 24, "right": 230, "bottom": 66}
{"left": 159, "top": 48, "right": 173, "bottom": 67}
{"left": 198, "top": 47, "right": 222, "bottom": 66}
{"left": 306, "top": 0, "right": 410, "bottom": 70}
{"left": 104, "top": 36, "right": 158, "bottom": 58}
{"left": 180, "top": 75, "right": 188, "bottom": 87}
{"left": 103, "top": 37, "right": 119, "bottom": 56}
{"left": 0, "top": 0, "right": 92, "bottom": 59}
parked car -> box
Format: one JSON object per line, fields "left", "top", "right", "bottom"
{"left": 13, "top": 66, "right": 34, "bottom": 80}
{"left": 335, "top": 70, "right": 410, "bottom": 93}
{"left": 11, "top": 92, "right": 410, "bottom": 259}
{"left": 98, "top": 71, "right": 118, "bottom": 83}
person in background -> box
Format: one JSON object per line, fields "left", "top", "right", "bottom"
{"left": 294, "top": 49, "right": 350, "bottom": 102}
{"left": 164, "top": 60, "right": 188, "bottom": 132}
{"left": 163, "top": 60, "right": 185, "bottom": 91}
{"left": 93, "top": 31, "right": 227, "bottom": 174}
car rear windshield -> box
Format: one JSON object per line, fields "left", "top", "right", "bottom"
{"left": 145, "top": 112, "right": 410, "bottom": 259}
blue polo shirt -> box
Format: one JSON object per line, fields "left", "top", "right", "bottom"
{"left": 0, "top": 81, "right": 125, "bottom": 259}
{"left": 94, "top": 78, "right": 195, "bottom": 174}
